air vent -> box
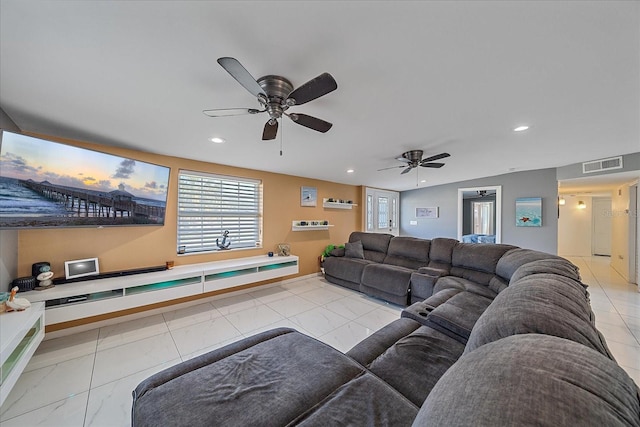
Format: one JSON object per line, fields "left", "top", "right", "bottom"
{"left": 582, "top": 156, "right": 623, "bottom": 174}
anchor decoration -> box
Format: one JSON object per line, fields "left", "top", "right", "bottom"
{"left": 216, "top": 230, "right": 231, "bottom": 250}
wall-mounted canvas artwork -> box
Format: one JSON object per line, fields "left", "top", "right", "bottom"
{"left": 301, "top": 186, "right": 317, "bottom": 207}
{"left": 0, "top": 131, "right": 170, "bottom": 229}
{"left": 515, "top": 197, "right": 542, "bottom": 227}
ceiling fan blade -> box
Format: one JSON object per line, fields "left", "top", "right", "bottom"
{"left": 262, "top": 120, "right": 278, "bottom": 140}
{"left": 203, "top": 108, "right": 263, "bottom": 117}
{"left": 420, "top": 162, "right": 445, "bottom": 168}
{"left": 287, "top": 73, "right": 337, "bottom": 106}
{"left": 377, "top": 165, "right": 406, "bottom": 171}
{"left": 217, "top": 57, "right": 266, "bottom": 98}
{"left": 290, "top": 113, "right": 333, "bottom": 133}
{"left": 421, "top": 152, "right": 451, "bottom": 163}
{"left": 401, "top": 166, "right": 413, "bottom": 175}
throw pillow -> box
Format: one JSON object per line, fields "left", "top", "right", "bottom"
{"left": 345, "top": 241, "right": 365, "bottom": 259}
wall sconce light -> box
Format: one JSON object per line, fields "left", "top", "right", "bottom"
{"left": 559, "top": 197, "right": 566, "bottom": 206}
{"left": 578, "top": 200, "right": 586, "bottom": 209}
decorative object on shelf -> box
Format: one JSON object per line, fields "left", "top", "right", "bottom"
{"left": 5, "top": 287, "right": 31, "bottom": 312}
{"left": 166, "top": 261, "right": 175, "bottom": 270}
{"left": 277, "top": 243, "right": 291, "bottom": 256}
{"left": 322, "top": 198, "right": 357, "bottom": 209}
{"left": 301, "top": 186, "right": 317, "bottom": 207}
{"left": 36, "top": 270, "right": 55, "bottom": 290}
{"left": 11, "top": 276, "right": 36, "bottom": 292}
{"left": 31, "top": 262, "right": 50, "bottom": 278}
{"left": 516, "top": 197, "right": 542, "bottom": 227}
{"left": 292, "top": 220, "right": 332, "bottom": 231}
{"left": 178, "top": 245, "right": 186, "bottom": 254}
{"left": 216, "top": 230, "right": 231, "bottom": 250}
{"left": 268, "top": 252, "right": 274, "bottom": 257}
{"left": 416, "top": 207, "right": 439, "bottom": 219}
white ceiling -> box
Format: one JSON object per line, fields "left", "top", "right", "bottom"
{"left": 1, "top": 1, "right": 638, "bottom": 192}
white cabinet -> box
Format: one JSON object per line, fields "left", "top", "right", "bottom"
{"left": 21, "top": 256, "right": 298, "bottom": 326}
{"left": 0, "top": 302, "right": 45, "bottom": 407}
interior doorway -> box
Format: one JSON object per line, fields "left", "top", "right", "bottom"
{"left": 592, "top": 197, "right": 612, "bottom": 256}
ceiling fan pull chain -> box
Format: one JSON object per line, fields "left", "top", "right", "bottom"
{"left": 280, "top": 120, "right": 284, "bottom": 156}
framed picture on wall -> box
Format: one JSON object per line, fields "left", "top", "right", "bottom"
{"left": 301, "top": 186, "right": 317, "bottom": 207}
{"left": 416, "top": 207, "right": 439, "bottom": 219}
{"left": 515, "top": 197, "right": 542, "bottom": 227}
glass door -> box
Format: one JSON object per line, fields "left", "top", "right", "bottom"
{"left": 365, "top": 188, "right": 399, "bottom": 235}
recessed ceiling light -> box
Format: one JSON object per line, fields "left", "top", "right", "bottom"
{"left": 346, "top": 169, "right": 354, "bottom": 173}
{"left": 209, "top": 137, "right": 226, "bottom": 144}
{"left": 420, "top": 180, "right": 427, "bottom": 183}
{"left": 513, "top": 125, "right": 529, "bottom": 132}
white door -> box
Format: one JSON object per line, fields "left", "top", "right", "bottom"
{"left": 592, "top": 197, "right": 612, "bottom": 256}
{"left": 365, "top": 188, "right": 399, "bottom": 236}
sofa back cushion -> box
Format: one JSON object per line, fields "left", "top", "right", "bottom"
{"left": 449, "top": 243, "right": 517, "bottom": 286}
{"left": 383, "top": 237, "right": 431, "bottom": 270}
{"left": 349, "top": 232, "right": 392, "bottom": 263}
{"left": 426, "top": 238, "right": 458, "bottom": 272}
{"left": 510, "top": 258, "right": 582, "bottom": 284}
{"left": 465, "top": 274, "right": 613, "bottom": 359}
{"left": 495, "top": 248, "right": 574, "bottom": 281}
{"left": 415, "top": 334, "right": 640, "bottom": 427}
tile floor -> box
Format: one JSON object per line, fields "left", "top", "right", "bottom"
{"left": 1, "top": 256, "right": 638, "bottom": 426}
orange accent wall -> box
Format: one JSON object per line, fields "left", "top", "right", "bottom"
{"left": 16, "top": 133, "right": 362, "bottom": 279}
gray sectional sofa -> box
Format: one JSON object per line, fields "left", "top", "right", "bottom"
{"left": 132, "top": 234, "right": 640, "bottom": 426}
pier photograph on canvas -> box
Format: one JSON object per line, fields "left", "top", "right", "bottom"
{"left": 0, "top": 131, "right": 170, "bottom": 228}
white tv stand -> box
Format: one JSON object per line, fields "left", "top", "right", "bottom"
{"left": 20, "top": 255, "right": 298, "bottom": 326}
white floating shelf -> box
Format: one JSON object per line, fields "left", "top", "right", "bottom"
{"left": 292, "top": 220, "right": 333, "bottom": 231}
{"left": 323, "top": 198, "right": 357, "bottom": 209}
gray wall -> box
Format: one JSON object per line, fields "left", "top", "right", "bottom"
{"left": 1, "top": 107, "right": 21, "bottom": 291}
{"left": 401, "top": 168, "right": 559, "bottom": 254}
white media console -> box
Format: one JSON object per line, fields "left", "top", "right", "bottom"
{"left": 20, "top": 255, "right": 299, "bottom": 326}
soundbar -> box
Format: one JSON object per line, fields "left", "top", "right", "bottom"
{"left": 53, "top": 265, "right": 167, "bottom": 285}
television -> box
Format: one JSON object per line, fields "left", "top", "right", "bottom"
{"left": 0, "top": 130, "right": 171, "bottom": 228}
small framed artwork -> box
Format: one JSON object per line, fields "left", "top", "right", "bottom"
{"left": 301, "top": 186, "right": 317, "bottom": 207}
{"left": 516, "top": 197, "right": 542, "bottom": 227}
{"left": 416, "top": 207, "right": 439, "bottom": 219}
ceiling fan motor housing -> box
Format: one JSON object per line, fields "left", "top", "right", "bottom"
{"left": 258, "top": 75, "right": 293, "bottom": 119}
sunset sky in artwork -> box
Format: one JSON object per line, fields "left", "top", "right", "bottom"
{"left": 0, "top": 131, "right": 170, "bottom": 200}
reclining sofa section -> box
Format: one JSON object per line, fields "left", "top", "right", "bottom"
{"left": 323, "top": 232, "right": 520, "bottom": 305}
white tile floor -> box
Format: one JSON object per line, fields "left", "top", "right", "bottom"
{"left": 1, "top": 256, "right": 638, "bottom": 426}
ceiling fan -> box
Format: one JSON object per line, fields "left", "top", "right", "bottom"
{"left": 378, "top": 150, "right": 451, "bottom": 175}
{"left": 203, "top": 57, "right": 337, "bottom": 140}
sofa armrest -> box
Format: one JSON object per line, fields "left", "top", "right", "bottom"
{"left": 410, "top": 272, "right": 440, "bottom": 300}
{"left": 417, "top": 267, "right": 448, "bottom": 277}
{"left": 330, "top": 247, "right": 345, "bottom": 257}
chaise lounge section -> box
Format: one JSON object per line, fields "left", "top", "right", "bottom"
{"left": 132, "top": 236, "right": 640, "bottom": 426}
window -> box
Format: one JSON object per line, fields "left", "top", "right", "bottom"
{"left": 177, "top": 170, "right": 262, "bottom": 254}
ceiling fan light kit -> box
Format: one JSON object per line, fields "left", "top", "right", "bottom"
{"left": 204, "top": 57, "right": 337, "bottom": 141}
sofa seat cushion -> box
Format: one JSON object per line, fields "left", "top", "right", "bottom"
{"left": 433, "top": 276, "right": 497, "bottom": 300}
{"left": 293, "top": 372, "right": 419, "bottom": 426}
{"left": 366, "top": 326, "right": 466, "bottom": 407}
{"left": 360, "top": 263, "right": 413, "bottom": 305}
{"left": 414, "top": 334, "right": 640, "bottom": 427}
{"left": 421, "top": 291, "right": 493, "bottom": 344}
{"left": 465, "top": 274, "right": 613, "bottom": 358}
{"left": 133, "top": 328, "right": 413, "bottom": 427}
{"left": 323, "top": 256, "right": 374, "bottom": 285}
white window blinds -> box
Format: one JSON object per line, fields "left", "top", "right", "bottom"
{"left": 177, "top": 170, "right": 262, "bottom": 254}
